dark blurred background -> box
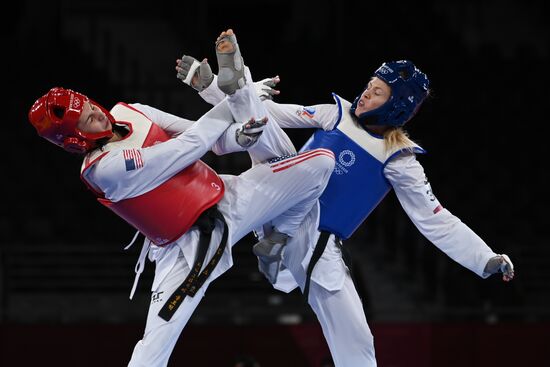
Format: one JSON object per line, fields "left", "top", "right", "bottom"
{"left": 3, "top": 0, "right": 549, "bottom": 366}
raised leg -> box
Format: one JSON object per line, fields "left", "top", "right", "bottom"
{"left": 215, "top": 29, "right": 246, "bottom": 95}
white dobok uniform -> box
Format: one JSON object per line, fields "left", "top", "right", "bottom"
{"left": 199, "top": 79, "right": 500, "bottom": 367}
{"left": 80, "top": 82, "right": 334, "bottom": 367}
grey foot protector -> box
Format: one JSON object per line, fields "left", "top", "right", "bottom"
{"left": 258, "top": 256, "right": 281, "bottom": 284}
{"left": 215, "top": 34, "right": 246, "bottom": 95}
{"left": 252, "top": 231, "right": 289, "bottom": 259}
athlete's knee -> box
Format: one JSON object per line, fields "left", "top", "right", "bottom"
{"left": 310, "top": 148, "right": 335, "bottom": 174}
{"left": 321, "top": 152, "right": 336, "bottom": 173}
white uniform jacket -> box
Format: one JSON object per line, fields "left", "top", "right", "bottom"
{"left": 200, "top": 82, "right": 497, "bottom": 293}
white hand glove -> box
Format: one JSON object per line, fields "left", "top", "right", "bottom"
{"left": 253, "top": 76, "right": 280, "bottom": 101}
{"left": 484, "top": 254, "right": 515, "bottom": 282}
{"left": 235, "top": 117, "right": 268, "bottom": 148}
{"left": 176, "top": 55, "right": 214, "bottom": 92}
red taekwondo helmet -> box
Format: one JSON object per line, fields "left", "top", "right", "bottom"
{"left": 28, "top": 87, "right": 115, "bottom": 154}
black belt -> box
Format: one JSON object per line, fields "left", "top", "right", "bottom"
{"left": 158, "top": 205, "right": 228, "bottom": 321}
{"left": 303, "top": 231, "right": 352, "bottom": 302}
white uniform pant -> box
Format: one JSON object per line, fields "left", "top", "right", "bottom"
{"left": 224, "top": 76, "right": 377, "bottom": 366}
{"left": 128, "top": 145, "right": 335, "bottom": 367}
{"left": 129, "top": 68, "right": 335, "bottom": 366}
{"left": 129, "top": 251, "right": 207, "bottom": 366}
{"left": 280, "top": 205, "right": 377, "bottom": 367}
{"left": 225, "top": 74, "right": 376, "bottom": 366}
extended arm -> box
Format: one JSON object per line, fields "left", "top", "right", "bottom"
{"left": 384, "top": 153, "right": 514, "bottom": 280}
{"left": 130, "top": 100, "right": 265, "bottom": 156}
{"left": 85, "top": 101, "right": 234, "bottom": 201}
{"left": 177, "top": 54, "right": 300, "bottom": 161}
{"left": 176, "top": 55, "right": 339, "bottom": 130}
{"left": 199, "top": 78, "right": 339, "bottom": 131}
{"left": 176, "top": 55, "right": 279, "bottom": 105}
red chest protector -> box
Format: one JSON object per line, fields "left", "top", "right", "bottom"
{"left": 80, "top": 103, "right": 225, "bottom": 246}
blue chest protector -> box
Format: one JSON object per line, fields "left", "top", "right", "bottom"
{"left": 300, "top": 94, "right": 425, "bottom": 240}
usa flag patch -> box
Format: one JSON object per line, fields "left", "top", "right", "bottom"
{"left": 123, "top": 149, "right": 144, "bottom": 171}
{"left": 269, "top": 149, "right": 334, "bottom": 173}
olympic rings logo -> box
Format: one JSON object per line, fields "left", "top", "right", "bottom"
{"left": 334, "top": 150, "right": 356, "bottom": 175}
{"left": 338, "top": 150, "right": 355, "bottom": 167}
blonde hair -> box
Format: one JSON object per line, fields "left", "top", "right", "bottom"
{"left": 383, "top": 127, "right": 417, "bottom": 153}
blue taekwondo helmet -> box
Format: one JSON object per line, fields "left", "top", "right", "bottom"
{"left": 350, "top": 60, "right": 430, "bottom": 127}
